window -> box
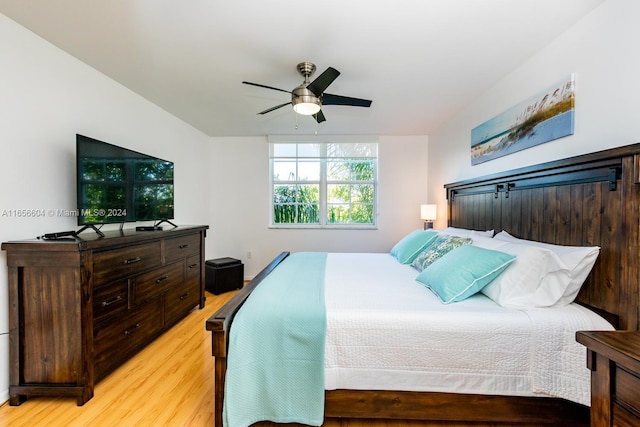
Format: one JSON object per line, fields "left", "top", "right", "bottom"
{"left": 269, "top": 136, "right": 378, "bottom": 228}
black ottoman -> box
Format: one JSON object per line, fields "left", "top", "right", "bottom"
{"left": 205, "top": 257, "right": 244, "bottom": 295}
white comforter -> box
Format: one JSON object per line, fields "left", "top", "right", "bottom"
{"left": 323, "top": 253, "right": 613, "bottom": 406}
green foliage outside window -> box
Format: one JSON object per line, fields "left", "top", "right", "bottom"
{"left": 273, "top": 184, "right": 320, "bottom": 224}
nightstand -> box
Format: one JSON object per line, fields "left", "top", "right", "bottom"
{"left": 576, "top": 330, "right": 640, "bottom": 427}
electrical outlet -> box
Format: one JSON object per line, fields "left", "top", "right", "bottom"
{"left": 247, "top": 251, "right": 252, "bottom": 259}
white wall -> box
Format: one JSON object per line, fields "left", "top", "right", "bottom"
{"left": 428, "top": 0, "right": 640, "bottom": 229}
{"left": 207, "top": 135, "right": 429, "bottom": 277}
{"left": 0, "top": 14, "right": 210, "bottom": 403}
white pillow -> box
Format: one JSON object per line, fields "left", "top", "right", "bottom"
{"left": 441, "top": 227, "right": 495, "bottom": 238}
{"left": 480, "top": 242, "right": 569, "bottom": 307}
{"left": 492, "top": 231, "right": 600, "bottom": 306}
{"left": 470, "top": 235, "right": 510, "bottom": 250}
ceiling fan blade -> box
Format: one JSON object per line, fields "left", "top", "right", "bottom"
{"left": 243, "top": 81, "right": 292, "bottom": 94}
{"left": 306, "top": 67, "right": 340, "bottom": 96}
{"left": 322, "top": 93, "right": 372, "bottom": 108}
{"left": 313, "top": 110, "right": 326, "bottom": 123}
{"left": 258, "top": 102, "right": 291, "bottom": 115}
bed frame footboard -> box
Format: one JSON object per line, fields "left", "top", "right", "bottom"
{"left": 205, "top": 251, "right": 290, "bottom": 427}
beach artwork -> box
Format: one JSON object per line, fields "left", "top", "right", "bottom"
{"left": 471, "top": 75, "right": 575, "bottom": 165}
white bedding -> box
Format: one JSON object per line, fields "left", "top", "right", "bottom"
{"left": 323, "top": 253, "right": 614, "bottom": 406}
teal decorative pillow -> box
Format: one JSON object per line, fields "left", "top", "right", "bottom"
{"left": 411, "top": 235, "right": 472, "bottom": 271}
{"left": 390, "top": 230, "right": 439, "bottom": 264}
{"left": 416, "top": 245, "right": 516, "bottom": 304}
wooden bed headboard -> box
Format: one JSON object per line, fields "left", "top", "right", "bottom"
{"left": 444, "top": 144, "right": 640, "bottom": 330}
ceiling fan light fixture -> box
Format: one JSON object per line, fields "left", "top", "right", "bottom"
{"left": 293, "top": 100, "right": 321, "bottom": 115}
{"left": 291, "top": 89, "right": 321, "bottom": 115}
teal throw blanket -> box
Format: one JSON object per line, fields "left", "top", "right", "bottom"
{"left": 223, "top": 252, "right": 327, "bottom": 427}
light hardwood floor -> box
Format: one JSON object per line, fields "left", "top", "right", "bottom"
{"left": 0, "top": 291, "right": 584, "bottom": 427}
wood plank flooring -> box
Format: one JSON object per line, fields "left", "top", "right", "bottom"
{"left": 0, "top": 291, "right": 586, "bottom": 427}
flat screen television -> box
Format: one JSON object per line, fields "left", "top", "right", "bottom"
{"left": 76, "top": 134, "right": 175, "bottom": 231}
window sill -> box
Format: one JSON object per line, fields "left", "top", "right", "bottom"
{"left": 269, "top": 225, "right": 378, "bottom": 230}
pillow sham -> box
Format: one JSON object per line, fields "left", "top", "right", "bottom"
{"left": 389, "top": 229, "right": 439, "bottom": 264}
{"left": 470, "top": 235, "right": 510, "bottom": 250}
{"left": 493, "top": 231, "right": 599, "bottom": 306}
{"left": 480, "top": 242, "right": 568, "bottom": 308}
{"left": 411, "top": 234, "right": 472, "bottom": 271}
{"left": 416, "top": 245, "right": 516, "bottom": 304}
{"left": 441, "top": 227, "right": 495, "bottom": 238}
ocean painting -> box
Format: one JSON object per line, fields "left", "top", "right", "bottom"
{"left": 471, "top": 75, "right": 575, "bottom": 165}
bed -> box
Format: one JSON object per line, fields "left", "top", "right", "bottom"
{"left": 206, "top": 143, "right": 640, "bottom": 426}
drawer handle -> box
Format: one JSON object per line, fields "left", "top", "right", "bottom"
{"left": 188, "top": 263, "right": 199, "bottom": 269}
{"left": 101, "top": 295, "right": 123, "bottom": 307}
{"left": 123, "top": 257, "right": 142, "bottom": 265}
{"left": 123, "top": 323, "right": 141, "bottom": 336}
{"left": 179, "top": 292, "right": 191, "bottom": 300}
{"left": 156, "top": 275, "right": 169, "bottom": 284}
{"left": 179, "top": 244, "right": 189, "bottom": 249}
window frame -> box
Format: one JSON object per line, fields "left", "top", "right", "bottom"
{"left": 269, "top": 135, "right": 378, "bottom": 229}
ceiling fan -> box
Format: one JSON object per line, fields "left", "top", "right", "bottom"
{"left": 242, "top": 62, "right": 372, "bottom": 123}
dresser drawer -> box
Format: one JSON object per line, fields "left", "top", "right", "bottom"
{"left": 615, "top": 366, "right": 640, "bottom": 413}
{"left": 164, "top": 279, "right": 200, "bottom": 326}
{"left": 131, "top": 261, "right": 184, "bottom": 305}
{"left": 93, "top": 241, "right": 162, "bottom": 287}
{"left": 185, "top": 254, "right": 201, "bottom": 280}
{"left": 93, "top": 297, "right": 163, "bottom": 379}
{"left": 165, "top": 234, "right": 200, "bottom": 263}
{"left": 93, "top": 279, "right": 128, "bottom": 323}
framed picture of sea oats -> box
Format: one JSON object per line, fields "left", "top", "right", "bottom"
{"left": 470, "top": 75, "right": 575, "bottom": 165}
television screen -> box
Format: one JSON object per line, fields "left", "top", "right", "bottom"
{"left": 76, "top": 134, "right": 174, "bottom": 225}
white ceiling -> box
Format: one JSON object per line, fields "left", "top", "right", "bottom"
{"left": 0, "top": 0, "right": 604, "bottom": 137}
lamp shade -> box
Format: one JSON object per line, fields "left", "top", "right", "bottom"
{"left": 420, "top": 204, "right": 437, "bottom": 221}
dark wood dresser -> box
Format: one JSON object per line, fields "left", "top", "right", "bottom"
{"left": 2, "top": 225, "right": 208, "bottom": 405}
{"left": 576, "top": 330, "right": 640, "bottom": 427}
